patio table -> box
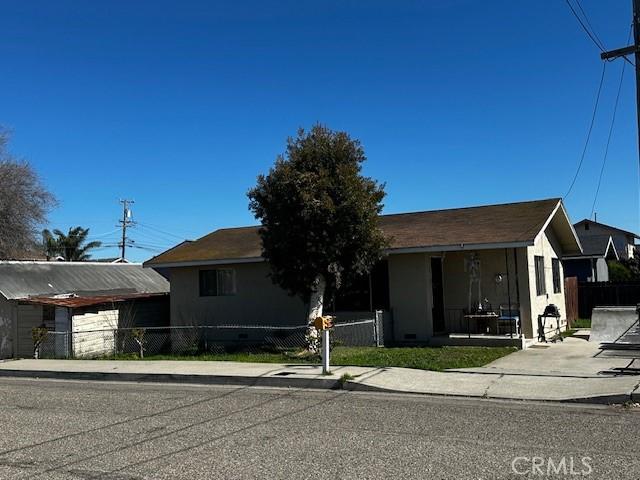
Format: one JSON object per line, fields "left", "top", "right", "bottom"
{"left": 463, "top": 312, "right": 499, "bottom": 338}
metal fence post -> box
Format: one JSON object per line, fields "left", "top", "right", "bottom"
{"left": 375, "top": 310, "right": 385, "bottom": 347}
{"left": 322, "top": 329, "right": 330, "bottom": 374}
{"left": 372, "top": 311, "right": 378, "bottom": 346}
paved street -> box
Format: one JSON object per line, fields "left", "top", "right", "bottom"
{"left": 0, "top": 379, "right": 639, "bottom": 479}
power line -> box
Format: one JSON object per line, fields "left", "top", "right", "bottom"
{"left": 566, "top": 0, "right": 635, "bottom": 66}
{"left": 565, "top": 0, "right": 606, "bottom": 52}
{"left": 129, "top": 229, "right": 176, "bottom": 246}
{"left": 136, "top": 222, "right": 193, "bottom": 240}
{"left": 565, "top": 61, "right": 608, "bottom": 198}
{"left": 86, "top": 228, "right": 121, "bottom": 239}
{"left": 591, "top": 59, "right": 627, "bottom": 218}
{"left": 574, "top": 0, "right": 607, "bottom": 51}
{"left": 135, "top": 226, "right": 186, "bottom": 244}
{"left": 127, "top": 244, "right": 164, "bottom": 252}
{"left": 127, "top": 240, "right": 171, "bottom": 250}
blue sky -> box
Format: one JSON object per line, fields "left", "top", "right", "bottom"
{"left": 1, "top": 1, "right": 637, "bottom": 261}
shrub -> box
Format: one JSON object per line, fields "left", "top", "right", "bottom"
{"left": 608, "top": 260, "right": 634, "bottom": 282}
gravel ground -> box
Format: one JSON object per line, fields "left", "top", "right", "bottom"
{"left": 0, "top": 378, "right": 639, "bottom": 479}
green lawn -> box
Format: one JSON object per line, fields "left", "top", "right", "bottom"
{"left": 571, "top": 318, "right": 591, "bottom": 329}
{"left": 106, "top": 346, "right": 516, "bottom": 372}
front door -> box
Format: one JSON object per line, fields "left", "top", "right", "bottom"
{"left": 431, "top": 257, "right": 445, "bottom": 333}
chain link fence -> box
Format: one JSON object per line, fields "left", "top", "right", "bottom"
{"left": 35, "top": 313, "right": 384, "bottom": 359}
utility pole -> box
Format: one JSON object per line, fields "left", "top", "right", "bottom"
{"left": 601, "top": 0, "right": 640, "bottom": 182}
{"left": 118, "top": 199, "right": 134, "bottom": 261}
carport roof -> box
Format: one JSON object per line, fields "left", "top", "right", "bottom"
{"left": 22, "top": 292, "right": 168, "bottom": 308}
{"left": 0, "top": 262, "right": 169, "bottom": 300}
{"left": 145, "top": 198, "right": 582, "bottom": 268}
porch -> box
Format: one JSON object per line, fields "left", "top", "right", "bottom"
{"left": 328, "top": 247, "right": 533, "bottom": 347}
{"left": 439, "top": 307, "right": 521, "bottom": 338}
{"left": 387, "top": 247, "right": 532, "bottom": 346}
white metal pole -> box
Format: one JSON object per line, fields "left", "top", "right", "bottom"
{"left": 322, "top": 329, "right": 330, "bottom": 374}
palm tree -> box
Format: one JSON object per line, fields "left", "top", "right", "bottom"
{"left": 42, "top": 227, "right": 102, "bottom": 261}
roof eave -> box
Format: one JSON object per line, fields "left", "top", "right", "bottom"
{"left": 538, "top": 201, "right": 582, "bottom": 255}
{"left": 385, "top": 241, "right": 533, "bottom": 255}
{"left": 144, "top": 256, "right": 265, "bottom": 269}
{"left": 604, "top": 236, "right": 620, "bottom": 261}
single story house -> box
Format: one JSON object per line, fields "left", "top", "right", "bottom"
{"left": 573, "top": 219, "right": 638, "bottom": 260}
{"left": 563, "top": 235, "right": 619, "bottom": 282}
{"left": 145, "top": 198, "right": 582, "bottom": 348}
{"left": 0, "top": 262, "right": 169, "bottom": 358}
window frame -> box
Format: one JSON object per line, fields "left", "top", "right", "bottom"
{"left": 534, "top": 255, "right": 546, "bottom": 296}
{"left": 552, "top": 258, "right": 561, "bottom": 294}
{"left": 199, "top": 268, "right": 236, "bottom": 297}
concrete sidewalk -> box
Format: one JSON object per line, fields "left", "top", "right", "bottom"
{"left": 1, "top": 337, "right": 638, "bottom": 404}
{"left": 0, "top": 359, "right": 378, "bottom": 390}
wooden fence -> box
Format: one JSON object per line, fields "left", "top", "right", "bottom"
{"left": 564, "top": 277, "right": 578, "bottom": 325}
{"left": 577, "top": 280, "right": 640, "bottom": 319}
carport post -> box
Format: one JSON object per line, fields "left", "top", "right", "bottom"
{"left": 322, "top": 329, "right": 330, "bottom": 374}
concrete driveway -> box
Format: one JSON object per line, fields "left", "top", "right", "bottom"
{"left": 455, "top": 334, "right": 639, "bottom": 378}
{"left": 347, "top": 334, "right": 640, "bottom": 402}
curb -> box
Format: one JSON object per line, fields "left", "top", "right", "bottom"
{"left": 343, "top": 380, "right": 634, "bottom": 405}
{"left": 0, "top": 369, "right": 343, "bottom": 390}
{"left": 0, "top": 368, "right": 634, "bottom": 405}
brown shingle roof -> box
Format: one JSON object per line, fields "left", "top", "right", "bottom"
{"left": 145, "top": 198, "right": 562, "bottom": 266}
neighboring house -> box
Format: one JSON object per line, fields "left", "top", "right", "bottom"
{"left": 87, "top": 257, "right": 131, "bottom": 264}
{"left": 145, "top": 198, "right": 582, "bottom": 348}
{"left": 563, "top": 235, "right": 619, "bottom": 282}
{"left": 0, "top": 262, "right": 169, "bottom": 358}
{"left": 573, "top": 219, "right": 638, "bottom": 260}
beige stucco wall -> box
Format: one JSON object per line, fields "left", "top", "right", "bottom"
{"left": 526, "top": 227, "right": 568, "bottom": 338}
{"left": 169, "top": 262, "right": 306, "bottom": 327}
{"left": 387, "top": 253, "right": 432, "bottom": 342}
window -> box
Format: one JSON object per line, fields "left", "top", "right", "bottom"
{"left": 534, "top": 256, "right": 546, "bottom": 296}
{"left": 199, "top": 269, "right": 236, "bottom": 296}
{"left": 42, "top": 305, "right": 55, "bottom": 329}
{"left": 552, "top": 258, "right": 561, "bottom": 294}
{"left": 584, "top": 222, "right": 589, "bottom": 230}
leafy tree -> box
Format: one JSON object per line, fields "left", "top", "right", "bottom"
{"left": 0, "top": 128, "right": 56, "bottom": 258}
{"left": 43, "top": 226, "right": 102, "bottom": 261}
{"left": 607, "top": 260, "right": 635, "bottom": 282}
{"left": 617, "top": 250, "right": 640, "bottom": 280}
{"left": 248, "top": 125, "right": 387, "bottom": 323}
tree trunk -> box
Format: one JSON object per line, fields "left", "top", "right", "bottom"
{"left": 307, "top": 274, "right": 326, "bottom": 324}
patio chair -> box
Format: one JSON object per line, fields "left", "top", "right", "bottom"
{"left": 497, "top": 306, "right": 520, "bottom": 337}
